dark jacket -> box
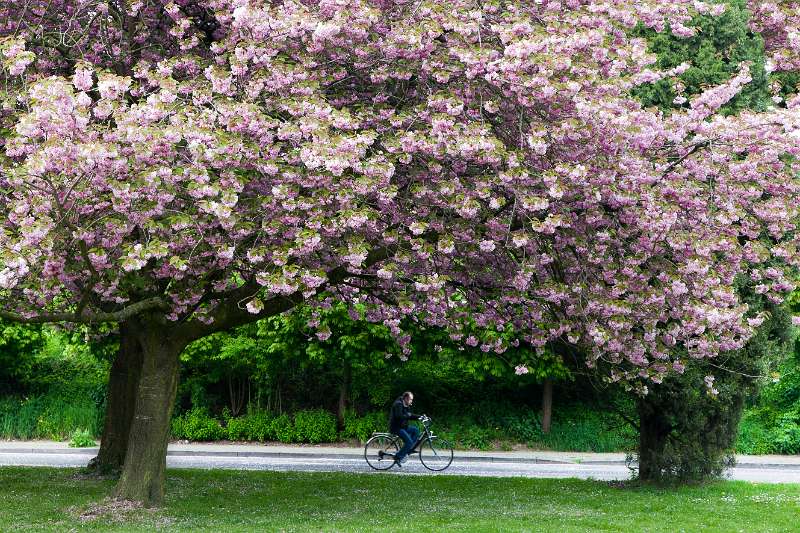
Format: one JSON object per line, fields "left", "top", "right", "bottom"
{"left": 389, "top": 396, "right": 419, "bottom": 434}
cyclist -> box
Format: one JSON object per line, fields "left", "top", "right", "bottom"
{"left": 389, "top": 391, "right": 421, "bottom": 466}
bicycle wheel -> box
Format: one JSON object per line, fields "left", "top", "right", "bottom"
{"left": 419, "top": 436, "right": 454, "bottom": 471}
{"left": 364, "top": 434, "right": 400, "bottom": 471}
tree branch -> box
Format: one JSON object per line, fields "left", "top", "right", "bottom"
{"left": 176, "top": 244, "right": 399, "bottom": 342}
{"left": 0, "top": 296, "right": 168, "bottom": 324}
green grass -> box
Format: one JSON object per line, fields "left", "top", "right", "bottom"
{"left": 1, "top": 467, "right": 799, "bottom": 532}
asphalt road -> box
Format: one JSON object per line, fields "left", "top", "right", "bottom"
{"left": 1, "top": 451, "right": 800, "bottom": 483}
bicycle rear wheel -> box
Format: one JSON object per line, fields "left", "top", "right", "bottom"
{"left": 419, "top": 436, "right": 454, "bottom": 471}
{"left": 364, "top": 434, "right": 400, "bottom": 471}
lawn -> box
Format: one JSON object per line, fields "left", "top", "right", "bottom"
{"left": 1, "top": 467, "right": 798, "bottom": 532}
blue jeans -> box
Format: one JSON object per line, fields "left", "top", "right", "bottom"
{"left": 396, "top": 426, "right": 419, "bottom": 460}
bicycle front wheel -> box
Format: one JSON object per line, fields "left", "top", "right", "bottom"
{"left": 364, "top": 434, "right": 400, "bottom": 471}
{"left": 419, "top": 436, "right": 454, "bottom": 471}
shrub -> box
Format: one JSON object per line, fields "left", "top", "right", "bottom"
{"left": 271, "top": 414, "right": 295, "bottom": 443}
{"left": 502, "top": 411, "right": 543, "bottom": 443}
{"left": 736, "top": 411, "right": 775, "bottom": 455}
{"left": 294, "top": 409, "right": 337, "bottom": 444}
{"left": 340, "top": 409, "right": 360, "bottom": 440}
{"left": 172, "top": 408, "right": 224, "bottom": 441}
{"left": 222, "top": 411, "right": 276, "bottom": 442}
{"left": 634, "top": 365, "right": 752, "bottom": 484}
{"left": 68, "top": 428, "right": 96, "bottom": 448}
{"left": 171, "top": 415, "right": 184, "bottom": 439}
{"left": 342, "top": 411, "right": 386, "bottom": 443}
{"left": 456, "top": 426, "right": 495, "bottom": 450}
{"left": 771, "top": 411, "right": 800, "bottom": 454}
{"left": 225, "top": 416, "right": 249, "bottom": 441}
{"left": 246, "top": 411, "right": 276, "bottom": 442}
{"left": 534, "top": 408, "right": 635, "bottom": 453}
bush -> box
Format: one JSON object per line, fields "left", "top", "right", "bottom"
{"left": 294, "top": 409, "right": 337, "bottom": 444}
{"left": 271, "top": 414, "right": 296, "bottom": 443}
{"left": 220, "top": 411, "right": 281, "bottom": 442}
{"left": 225, "top": 416, "right": 249, "bottom": 441}
{"left": 246, "top": 411, "right": 276, "bottom": 442}
{"left": 771, "top": 411, "right": 800, "bottom": 454}
{"left": 456, "top": 426, "right": 495, "bottom": 450}
{"left": 635, "top": 369, "right": 750, "bottom": 484}
{"left": 68, "top": 428, "right": 96, "bottom": 448}
{"left": 502, "top": 411, "right": 543, "bottom": 443}
{"left": 342, "top": 411, "right": 386, "bottom": 443}
{"left": 736, "top": 411, "right": 776, "bottom": 455}
{"left": 534, "top": 408, "right": 635, "bottom": 453}
{"left": 172, "top": 408, "right": 225, "bottom": 441}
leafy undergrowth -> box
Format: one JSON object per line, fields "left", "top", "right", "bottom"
{"left": 0, "top": 467, "right": 798, "bottom": 532}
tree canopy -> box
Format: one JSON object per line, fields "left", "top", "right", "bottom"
{"left": 1, "top": 1, "right": 797, "bottom": 390}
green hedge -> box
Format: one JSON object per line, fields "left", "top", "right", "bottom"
{"left": 294, "top": 409, "right": 337, "bottom": 444}
{"left": 171, "top": 408, "right": 225, "bottom": 441}
{"left": 271, "top": 414, "right": 296, "bottom": 443}
{"left": 341, "top": 410, "right": 387, "bottom": 443}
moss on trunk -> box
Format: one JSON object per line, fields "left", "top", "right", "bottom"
{"left": 88, "top": 321, "right": 143, "bottom": 475}
{"left": 113, "top": 316, "right": 186, "bottom": 507}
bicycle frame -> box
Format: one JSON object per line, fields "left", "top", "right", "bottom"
{"left": 383, "top": 418, "right": 434, "bottom": 457}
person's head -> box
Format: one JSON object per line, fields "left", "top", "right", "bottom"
{"left": 402, "top": 391, "right": 414, "bottom": 407}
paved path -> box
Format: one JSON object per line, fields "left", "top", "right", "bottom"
{"left": 1, "top": 441, "right": 799, "bottom": 483}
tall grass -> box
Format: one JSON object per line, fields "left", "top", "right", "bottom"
{"left": 0, "top": 394, "right": 101, "bottom": 440}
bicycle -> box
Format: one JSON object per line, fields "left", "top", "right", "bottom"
{"left": 363, "top": 414, "right": 454, "bottom": 471}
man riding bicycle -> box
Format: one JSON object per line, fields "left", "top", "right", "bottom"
{"left": 389, "top": 391, "right": 421, "bottom": 466}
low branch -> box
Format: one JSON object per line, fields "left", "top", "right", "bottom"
{"left": 0, "top": 296, "right": 168, "bottom": 324}
{"left": 177, "top": 244, "right": 399, "bottom": 342}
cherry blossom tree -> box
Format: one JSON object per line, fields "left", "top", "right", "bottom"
{"left": 2, "top": 0, "right": 799, "bottom": 505}
{"left": 749, "top": 0, "right": 800, "bottom": 72}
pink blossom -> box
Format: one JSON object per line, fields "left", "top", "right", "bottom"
{"left": 245, "top": 298, "right": 264, "bottom": 314}
{"left": 72, "top": 66, "right": 94, "bottom": 91}
{"left": 479, "top": 240, "right": 496, "bottom": 252}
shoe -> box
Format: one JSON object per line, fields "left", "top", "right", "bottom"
{"left": 398, "top": 456, "right": 408, "bottom": 465}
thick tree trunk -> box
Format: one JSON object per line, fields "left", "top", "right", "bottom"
{"left": 637, "top": 399, "right": 671, "bottom": 482}
{"left": 337, "top": 360, "right": 351, "bottom": 430}
{"left": 88, "top": 321, "right": 143, "bottom": 475}
{"left": 541, "top": 379, "right": 553, "bottom": 434}
{"left": 113, "top": 318, "right": 186, "bottom": 507}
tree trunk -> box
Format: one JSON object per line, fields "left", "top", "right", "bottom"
{"left": 88, "top": 321, "right": 143, "bottom": 475}
{"left": 113, "top": 318, "right": 186, "bottom": 507}
{"left": 228, "top": 375, "right": 247, "bottom": 417}
{"left": 541, "top": 379, "right": 553, "bottom": 434}
{"left": 637, "top": 398, "right": 671, "bottom": 482}
{"left": 337, "top": 360, "right": 351, "bottom": 430}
